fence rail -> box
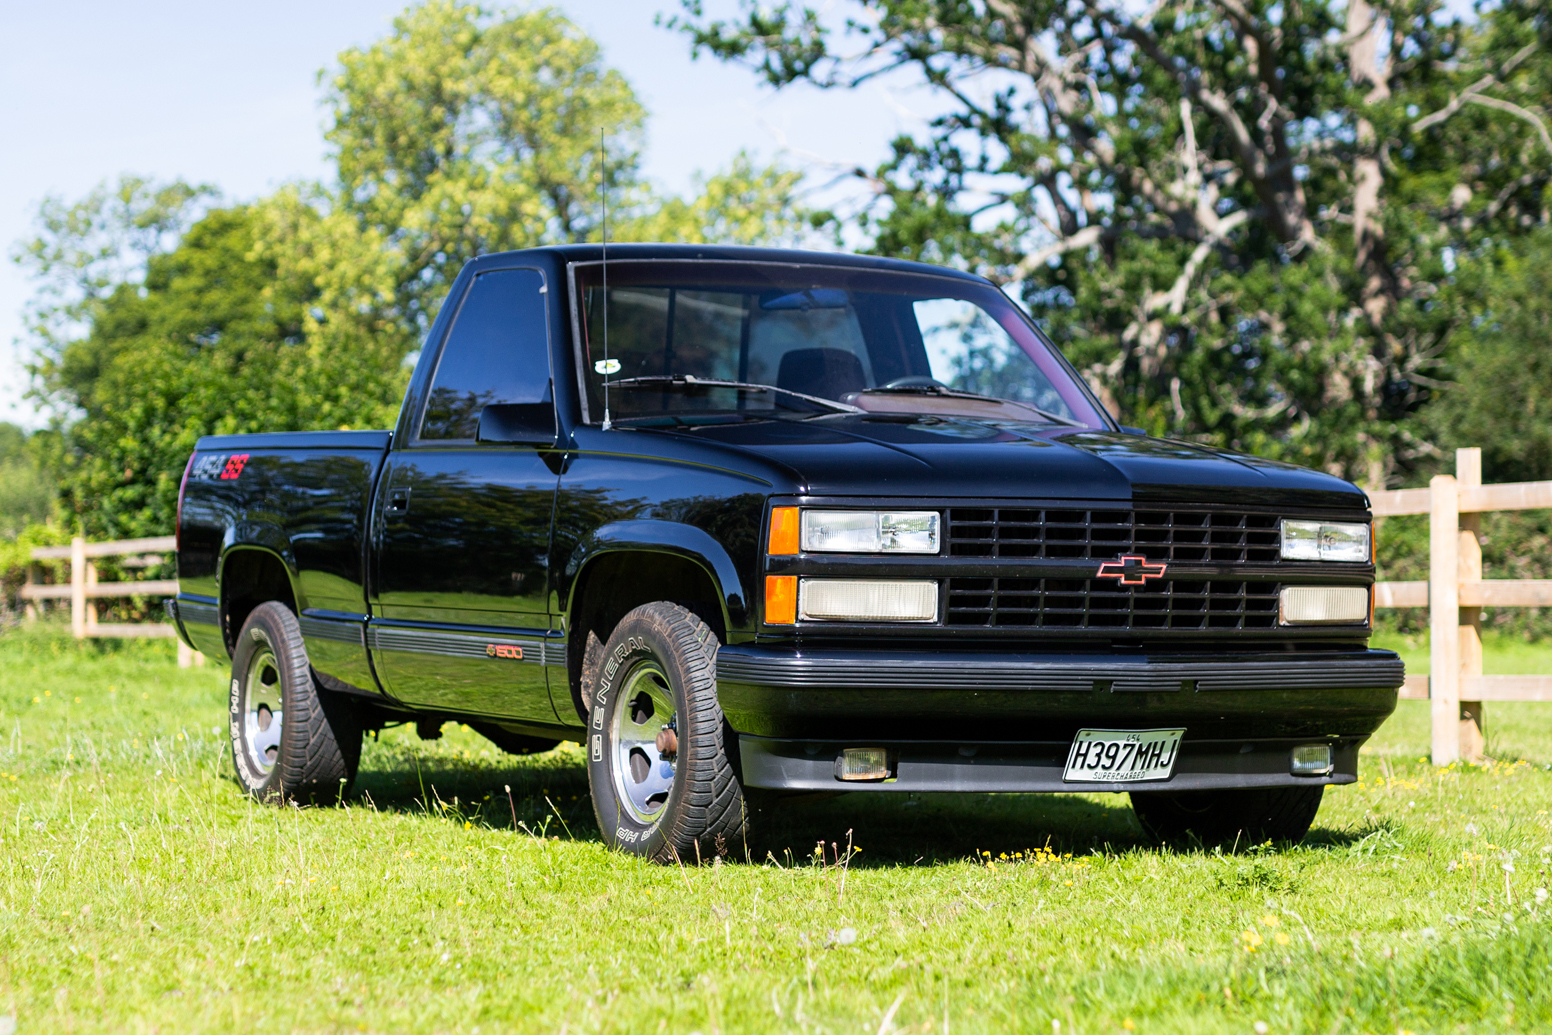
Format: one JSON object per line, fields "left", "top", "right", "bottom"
{"left": 21, "top": 535, "right": 201, "bottom": 667}
{"left": 1371, "top": 447, "right": 1552, "bottom": 763}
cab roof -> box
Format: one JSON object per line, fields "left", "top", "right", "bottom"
{"left": 465, "top": 242, "right": 994, "bottom": 286}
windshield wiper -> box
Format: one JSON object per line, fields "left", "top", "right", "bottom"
{"left": 857, "top": 384, "right": 1080, "bottom": 426}
{"left": 608, "top": 375, "right": 861, "bottom": 414}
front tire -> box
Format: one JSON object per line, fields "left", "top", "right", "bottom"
{"left": 1130, "top": 785, "right": 1325, "bottom": 846}
{"left": 586, "top": 602, "right": 747, "bottom": 862}
{"left": 228, "top": 601, "right": 362, "bottom": 805}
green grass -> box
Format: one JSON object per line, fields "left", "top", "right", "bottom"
{"left": 2, "top": 625, "right": 1552, "bottom": 1033}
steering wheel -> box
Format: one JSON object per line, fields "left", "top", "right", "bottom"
{"left": 881, "top": 376, "right": 948, "bottom": 390}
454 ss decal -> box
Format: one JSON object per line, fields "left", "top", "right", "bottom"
{"left": 191, "top": 453, "right": 250, "bottom": 481}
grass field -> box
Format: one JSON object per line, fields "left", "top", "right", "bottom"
{"left": 2, "top": 626, "right": 1552, "bottom": 1034}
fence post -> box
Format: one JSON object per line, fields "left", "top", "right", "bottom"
{"left": 1456, "top": 448, "right": 1485, "bottom": 760}
{"left": 1429, "top": 474, "right": 1461, "bottom": 764}
{"left": 84, "top": 558, "right": 99, "bottom": 634}
{"left": 70, "top": 536, "right": 87, "bottom": 640}
{"left": 24, "top": 562, "right": 40, "bottom": 622}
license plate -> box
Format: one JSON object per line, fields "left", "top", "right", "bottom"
{"left": 1063, "top": 728, "right": 1184, "bottom": 784}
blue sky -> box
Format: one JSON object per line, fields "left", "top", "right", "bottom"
{"left": 0, "top": 1, "right": 936, "bottom": 429}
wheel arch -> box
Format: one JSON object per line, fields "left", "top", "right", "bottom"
{"left": 560, "top": 521, "right": 745, "bottom": 723}
{"left": 219, "top": 545, "right": 301, "bottom": 653}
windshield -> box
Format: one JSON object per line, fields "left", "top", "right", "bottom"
{"left": 571, "top": 261, "right": 1109, "bottom": 427}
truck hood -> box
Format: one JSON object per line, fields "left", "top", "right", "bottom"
{"left": 652, "top": 415, "right": 1366, "bottom": 509}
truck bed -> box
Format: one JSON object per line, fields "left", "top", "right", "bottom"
{"left": 173, "top": 429, "right": 391, "bottom": 691}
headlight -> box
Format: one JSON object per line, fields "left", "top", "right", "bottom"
{"left": 1280, "top": 520, "right": 1370, "bottom": 562}
{"left": 799, "top": 510, "right": 940, "bottom": 554}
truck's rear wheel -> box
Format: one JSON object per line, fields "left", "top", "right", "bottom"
{"left": 228, "top": 601, "right": 362, "bottom": 805}
{"left": 586, "top": 602, "right": 747, "bottom": 862}
{"left": 1130, "top": 785, "right": 1324, "bottom": 846}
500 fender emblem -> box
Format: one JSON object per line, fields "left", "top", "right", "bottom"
{"left": 485, "top": 644, "right": 523, "bottom": 659}
{"left": 1096, "top": 554, "right": 1167, "bottom": 585}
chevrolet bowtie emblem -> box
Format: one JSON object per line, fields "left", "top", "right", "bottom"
{"left": 1096, "top": 554, "right": 1167, "bottom": 585}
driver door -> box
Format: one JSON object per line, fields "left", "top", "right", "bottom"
{"left": 371, "top": 267, "right": 561, "bottom": 725}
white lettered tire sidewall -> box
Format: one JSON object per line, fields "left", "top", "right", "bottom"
{"left": 585, "top": 602, "right": 747, "bottom": 862}
{"left": 226, "top": 600, "right": 361, "bottom": 805}
{"left": 228, "top": 605, "right": 296, "bottom": 801}
{"left": 588, "top": 627, "right": 682, "bottom": 858}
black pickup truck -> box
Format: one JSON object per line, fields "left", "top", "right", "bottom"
{"left": 171, "top": 244, "right": 1403, "bottom": 858}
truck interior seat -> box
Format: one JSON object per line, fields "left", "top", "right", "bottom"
{"left": 777, "top": 348, "right": 867, "bottom": 400}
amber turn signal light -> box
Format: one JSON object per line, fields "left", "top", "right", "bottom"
{"left": 765, "top": 575, "right": 797, "bottom": 625}
{"left": 768, "top": 506, "right": 800, "bottom": 555}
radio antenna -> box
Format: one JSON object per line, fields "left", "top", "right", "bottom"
{"left": 600, "top": 128, "right": 612, "bottom": 431}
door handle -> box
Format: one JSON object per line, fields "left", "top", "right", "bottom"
{"left": 386, "top": 488, "right": 411, "bottom": 516}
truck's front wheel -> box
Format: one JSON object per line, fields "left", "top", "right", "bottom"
{"left": 228, "top": 601, "right": 362, "bottom": 805}
{"left": 1130, "top": 786, "right": 1324, "bottom": 846}
{"left": 586, "top": 602, "right": 747, "bottom": 862}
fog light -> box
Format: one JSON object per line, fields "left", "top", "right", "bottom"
{"left": 836, "top": 747, "right": 890, "bottom": 782}
{"left": 1291, "top": 744, "right": 1333, "bottom": 776}
{"left": 799, "top": 579, "right": 938, "bottom": 622}
{"left": 1279, "top": 586, "right": 1368, "bottom": 624}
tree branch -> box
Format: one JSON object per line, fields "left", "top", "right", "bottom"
{"left": 1413, "top": 42, "right": 1539, "bottom": 133}
{"left": 1013, "top": 224, "right": 1107, "bottom": 276}
{"left": 1465, "top": 94, "right": 1552, "bottom": 158}
{"left": 1146, "top": 209, "right": 1250, "bottom": 317}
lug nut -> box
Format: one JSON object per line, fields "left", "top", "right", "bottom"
{"left": 656, "top": 727, "right": 678, "bottom": 757}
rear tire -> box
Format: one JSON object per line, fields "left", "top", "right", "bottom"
{"left": 1130, "top": 785, "right": 1324, "bottom": 846}
{"left": 228, "top": 601, "right": 361, "bottom": 805}
{"left": 586, "top": 602, "right": 747, "bottom": 862}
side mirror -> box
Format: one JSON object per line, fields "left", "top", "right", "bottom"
{"left": 477, "top": 403, "right": 558, "bottom": 447}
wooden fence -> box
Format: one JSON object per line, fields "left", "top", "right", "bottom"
{"left": 20, "top": 535, "right": 203, "bottom": 667}
{"left": 1372, "top": 447, "right": 1552, "bottom": 764}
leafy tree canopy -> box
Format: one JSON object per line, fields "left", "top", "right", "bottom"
{"left": 0, "top": 424, "right": 54, "bottom": 540}
{"left": 1424, "top": 226, "right": 1552, "bottom": 484}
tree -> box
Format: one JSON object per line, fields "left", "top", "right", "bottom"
{"left": 24, "top": 206, "right": 383, "bottom": 539}
{"left": 1424, "top": 226, "right": 1552, "bottom": 485}
{"left": 13, "top": 176, "right": 218, "bottom": 423}
{"left": 615, "top": 151, "right": 811, "bottom": 245}
{"left": 675, "top": 0, "right": 1552, "bottom": 485}
{"left": 0, "top": 424, "right": 54, "bottom": 539}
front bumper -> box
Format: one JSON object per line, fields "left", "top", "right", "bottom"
{"left": 718, "top": 645, "right": 1402, "bottom": 791}
{"left": 739, "top": 735, "right": 1361, "bottom": 793}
